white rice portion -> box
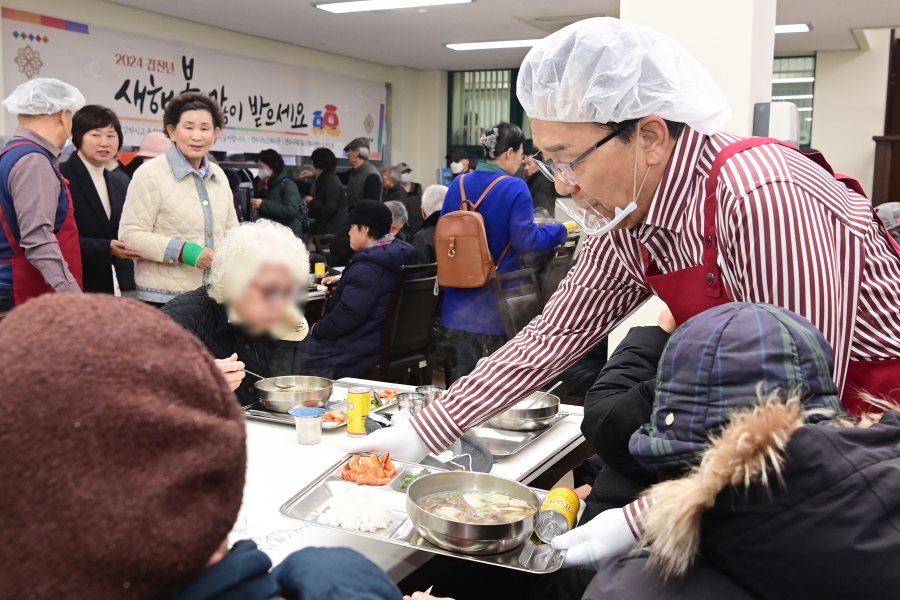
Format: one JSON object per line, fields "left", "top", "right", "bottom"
{"left": 319, "top": 488, "right": 392, "bottom": 532}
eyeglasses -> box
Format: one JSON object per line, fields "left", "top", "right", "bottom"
{"left": 253, "top": 283, "right": 299, "bottom": 303}
{"left": 533, "top": 123, "right": 631, "bottom": 187}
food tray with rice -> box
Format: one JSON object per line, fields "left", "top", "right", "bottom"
{"left": 279, "top": 455, "right": 566, "bottom": 573}
{"left": 242, "top": 384, "right": 398, "bottom": 428}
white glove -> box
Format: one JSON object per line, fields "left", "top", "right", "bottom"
{"left": 339, "top": 420, "right": 430, "bottom": 462}
{"left": 551, "top": 508, "right": 636, "bottom": 570}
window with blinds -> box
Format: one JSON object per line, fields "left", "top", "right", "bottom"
{"left": 449, "top": 70, "right": 512, "bottom": 147}
{"left": 772, "top": 56, "right": 816, "bottom": 148}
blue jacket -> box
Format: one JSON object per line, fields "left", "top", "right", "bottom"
{"left": 301, "top": 238, "right": 417, "bottom": 377}
{"left": 440, "top": 170, "right": 567, "bottom": 336}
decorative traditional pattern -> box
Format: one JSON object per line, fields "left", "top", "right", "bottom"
{"left": 14, "top": 45, "right": 43, "bottom": 78}
{"left": 363, "top": 113, "right": 374, "bottom": 135}
{"left": 12, "top": 32, "right": 50, "bottom": 43}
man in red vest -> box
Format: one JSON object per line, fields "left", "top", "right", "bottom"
{"left": 0, "top": 78, "right": 85, "bottom": 311}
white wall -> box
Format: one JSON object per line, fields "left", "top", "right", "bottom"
{"left": 812, "top": 28, "right": 891, "bottom": 197}
{"left": 620, "top": 0, "right": 776, "bottom": 136}
{"left": 0, "top": 0, "right": 448, "bottom": 181}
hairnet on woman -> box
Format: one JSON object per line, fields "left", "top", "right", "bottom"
{"left": 347, "top": 17, "right": 900, "bottom": 532}
{"left": 162, "top": 219, "right": 310, "bottom": 406}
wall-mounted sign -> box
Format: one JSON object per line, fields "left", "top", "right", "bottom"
{"left": 2, "top": 8, "right": 387, "bottom": 157}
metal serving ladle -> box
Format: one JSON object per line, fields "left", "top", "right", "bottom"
{"left": 523, "top": 380, "right": 564, "bottom": 409}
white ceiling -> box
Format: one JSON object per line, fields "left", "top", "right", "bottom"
{"left": 106, "top": 0, "right": 900, "bottom": 71}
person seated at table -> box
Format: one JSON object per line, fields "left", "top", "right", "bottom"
{"left": 385, "top": 200, "right": 411, "bottom": 242}
{"left": 0, "top": 293, "right": 404, "bottom": 600}
{"left": 162, "top": 219, "right": 310, "bottom": 407}
{"left": 411, "top": 184, "right": 447, "bottom": 264}
{"left": 555, "top": 302, "right": 900, "bottom": 600}
{"left": 299, "top": 200, "right": 417, "bottom": 379}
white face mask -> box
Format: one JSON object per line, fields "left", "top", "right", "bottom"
{"left": 258, "top": 167, "right": 271, "bottom": 179}
{"left": 400, "top": 172, "right": 412, "bottom": 183}
{"left": 450, "top": 161, "right": 464, "bottom": 174}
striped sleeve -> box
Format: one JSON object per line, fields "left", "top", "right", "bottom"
{"left": 716, "top": 146, "right": 863, "bottom": 394}
{"left": 623, "top": 496, "right": 653, "bottom": 539}
{"left": 410, "top": 233, "right": 652, "bottom": 453}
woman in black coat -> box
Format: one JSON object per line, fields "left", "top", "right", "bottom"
{"left": 162, "top": 220, "right": 311, "bottom": 407}
{"left": 60, "top": 105, "right": 140, "bottom": 294}
{"left": 306, "top": 147, "right": 347, "bottom": 235}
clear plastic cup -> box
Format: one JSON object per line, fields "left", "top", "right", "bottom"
{"left": 288, "top": 407, "right": 326, "bottom": 445}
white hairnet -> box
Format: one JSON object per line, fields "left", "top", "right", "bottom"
{"left": 517, "top": 18, "right": 732, "bottom": 135}
{"left": 2, "top": 78, "right": 86, "bottom": 116}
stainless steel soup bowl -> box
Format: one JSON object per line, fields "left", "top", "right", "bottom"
{"left": 255, "top": 376, "right": 333, "bottom": 413}
{"left": 405, "top": 471, "right": 539, "bottom": 555}
{"left": 486, "top": 392, "right": 560, "bottom": 431}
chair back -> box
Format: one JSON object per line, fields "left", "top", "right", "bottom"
{"left": 493, "top": 269, "right": 542, "bottom": 339}
{"left": 377, "top": 263, "right": 440, "bottom": 365}
{"left": 539, "top": 244, "right": 577, "bottom": 306}
{"left": 313, "top": 234, "right": 336, "bottom": 265}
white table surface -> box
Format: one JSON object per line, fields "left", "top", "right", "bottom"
{"left": 234, "top": 378, "right": 585, "bottom": 582}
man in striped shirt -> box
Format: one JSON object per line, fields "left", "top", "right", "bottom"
{"left": 343, "top": 17, "right": 900, "bottom": 514}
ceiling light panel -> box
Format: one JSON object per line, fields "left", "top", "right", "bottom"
{"left": 446, "top": 39, "right": 542, "bottom": 51}
{"left": 316, "top": 0, "right": 471, "bottom": 14}
{"left": 774, "top": 23, "right": 810, "bottom": 34}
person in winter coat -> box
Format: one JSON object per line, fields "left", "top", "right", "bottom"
{"left": 440, "top": 122, "right": 573, "bottom": 385}
{"left": 385, "top": 200, "right": 410, "bottom": 242}
{"left": 554, "top": 303, "right": 900, "bottom": 600}
{"left": 0, "top": 293, "right": 403, "bottom": 600}
{"left": 305, "top": 147, "right": 348, "bottom": 235}
{"left": 162, "top": 220, "right": 310, "bottom": 407}
{"left": 61, "top": 104, "right": 140, "bottom": 295}
{"left": 119, "top": 92, "right": 238, "bottom": 306}
{"left": 252, "top": 149, "right": 307, "bottom": 239}
{"left": 524, "top": 154, "right": 557, "bottom": 215}
{"left": 411, "top": 184, "right": 447, "bottom": 264}
{"left": 299, "top": 200, "right": 417, "bottom": 379}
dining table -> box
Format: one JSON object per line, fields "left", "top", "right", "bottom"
{"left": 234, "top": 377, "right": 590, "bottom": 582}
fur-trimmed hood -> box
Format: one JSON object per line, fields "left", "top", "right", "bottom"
{"left": 639, "top": 401, "right": 900, "bottom": 600}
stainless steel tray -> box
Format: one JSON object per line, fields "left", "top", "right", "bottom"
{"left": 466, "top": 413, "right": 569, "bottom": 457}
{"left": 279, "top": 456, "right": 565, "bottom": 573}
{"left": 242, "top": 381, "right": 399, "bottom": 427}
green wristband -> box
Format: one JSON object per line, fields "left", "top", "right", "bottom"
{"left": 181, "top": 242, "right": 205, "bottom": 267}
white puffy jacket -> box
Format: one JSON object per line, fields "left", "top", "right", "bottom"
{"left": 119, "top": 145, "right": 238, "bottom": 303}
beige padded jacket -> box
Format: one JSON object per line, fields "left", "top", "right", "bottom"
{"left": 119, "top": 145, "right": 238, "bottom": 303}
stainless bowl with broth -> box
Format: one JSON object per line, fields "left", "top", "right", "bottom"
{"left": 255, "top": 376, "right": 333, "bottom": 413}
{"left": 405, "top": 471, "right": 539, "bottom": 555}
{"left": 487, "top": 392, "right": 560, "bottom": 431}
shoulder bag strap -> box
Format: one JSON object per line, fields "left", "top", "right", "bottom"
{"left": 469, "top": 174, "right": 512, "bottom": 268}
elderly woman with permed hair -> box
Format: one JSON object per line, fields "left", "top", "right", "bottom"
{"left": 162, "top": 219, "right": 310, "bottom": 407}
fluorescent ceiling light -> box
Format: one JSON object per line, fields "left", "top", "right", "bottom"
{"left": 798, "top": 107, "right": 813, "bottom": 112}
{"left": 316, "top": 0, "right": 470, "bottom": 14}
{"left": 447, "top": 39, "right": 542, "bottom": 51}
{"left": 772, "top": 77, "right": 815, "bottom": 84}
{"left": 805, "top": 117, "right": 812, "bottom": 121}
{"left": 775, "top": 23, "right": 810, "bottom": 34}
{"left": 773, "top": 94, "right": 814, "bottom": 100}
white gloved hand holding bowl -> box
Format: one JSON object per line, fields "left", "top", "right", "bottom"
{"left": 339, "top": 420, "right": 430, "bottom": 463}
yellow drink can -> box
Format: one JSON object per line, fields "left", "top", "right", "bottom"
{"left": 535, "top": 487, "right": 580, "bottom": 543}
{"left": 315, "top": 262, "right": 326, "bottom": 276}
{"left": 347, "top": 387, "right": 371, "bottom": 437}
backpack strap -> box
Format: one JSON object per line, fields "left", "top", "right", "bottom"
{"left": 456, "top": 173, "right": 513, "bottom": 269}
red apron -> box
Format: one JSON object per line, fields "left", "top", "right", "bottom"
{"left": 0, "top": 141, "right": 83, "bottom": 305}
{"left": 642, "top": 137, "right": 900, "bottom": 415}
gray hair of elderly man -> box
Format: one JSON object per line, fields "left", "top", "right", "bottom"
{"left": 384, "top": 200, "right": 409, "bottom": 225}
{"left": 381, "top": 166, "right": 401, "bottom": 184}
{"left": 421, "top": 184, "right": 448, "bottom": 217}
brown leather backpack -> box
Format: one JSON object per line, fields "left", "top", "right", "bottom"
{"left": 435, "top": 174, "right": 511, "bottom": 288}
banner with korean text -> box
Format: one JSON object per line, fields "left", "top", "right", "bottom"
{"left": 2, "top": 8, "right": 387, "bottom": 157}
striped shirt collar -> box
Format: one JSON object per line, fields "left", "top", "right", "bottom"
{"left": 638, "top": 126, "right": 707, "bottom": 234}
